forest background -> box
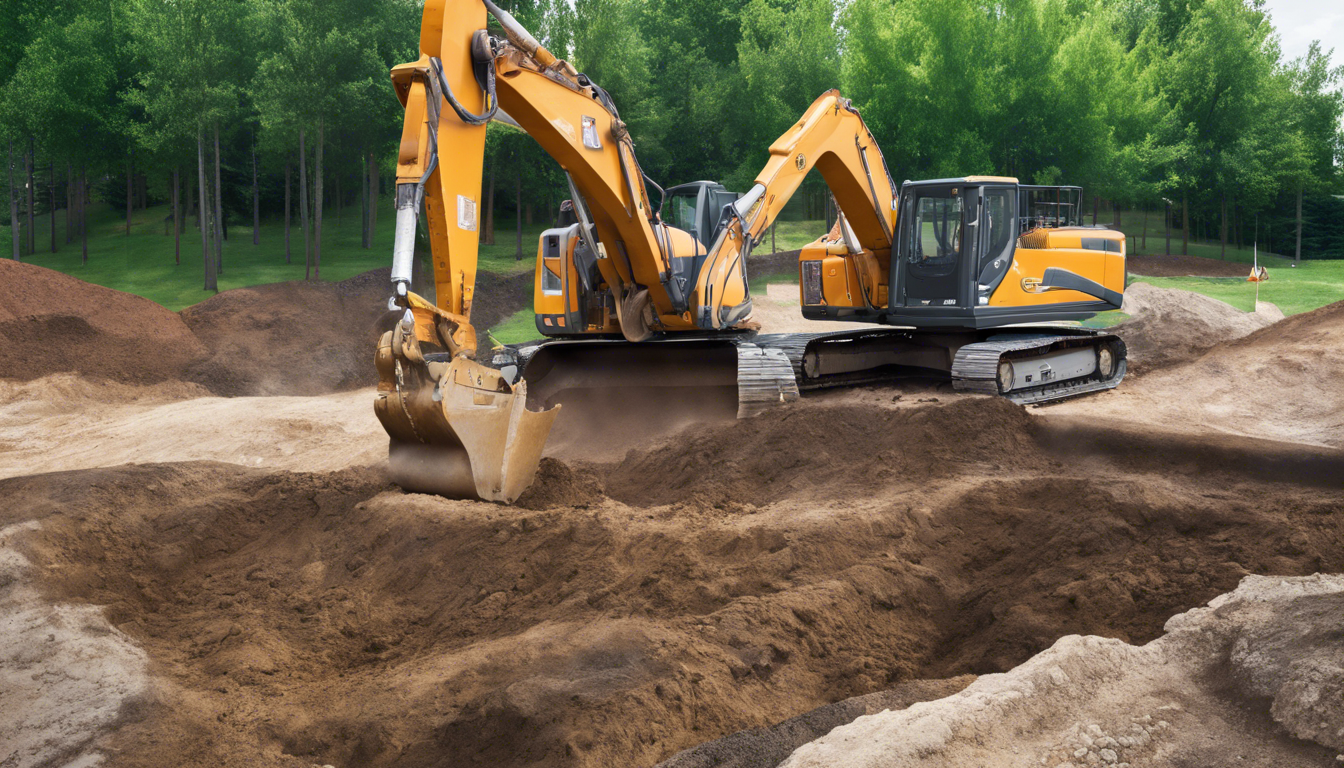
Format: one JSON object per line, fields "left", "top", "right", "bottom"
{"left": 1, "top": 0, "right": 1341, "bottom": 300}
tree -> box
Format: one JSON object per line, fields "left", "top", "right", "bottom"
{"left": 125, "top": 0, "right": 246, "bottom": 291}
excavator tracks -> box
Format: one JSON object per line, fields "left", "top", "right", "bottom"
{"left": 509, "top": 326, "right": 1124, "bottom": 427}
{"left": 949, "top": 330, "right": 1127, "bottom": 405}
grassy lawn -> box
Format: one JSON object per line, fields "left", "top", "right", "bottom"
{"left": 1132, "top": 263, "right": 1344, "bottom": 315}
{"left": 1, "top": 200, "right": 544, "bottom": 311}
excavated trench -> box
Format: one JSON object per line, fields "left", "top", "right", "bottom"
{"left": 5, "top": 397, "right": 1341, "bottom": 768}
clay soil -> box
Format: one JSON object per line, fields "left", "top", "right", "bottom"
{"left": 1, "top": 269, "right": 1342, "bottom": 768}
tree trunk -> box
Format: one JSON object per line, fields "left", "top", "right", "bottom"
{"left": 365, "top": 149, "right": 376, "bottom": 246}
{"left": 525, "top": 202, "right": 533, "bottom": 226}
{"left": 213, "top": 122, "right": 224, "bottom": 274}
{"left": 514, "top": 164, "right": 522, "bottom": 261}
{"left": 252, "top": 128, "right": 260, "bottom": 246}
{"left": 173, "top": 167, "right": 181, "bottom": 265}
{"left": 1295, "top": 183, "right": 1303, "bottom": 263}
{"left": 314, "top": 117, "right": 324, "bottom": 279}
{"left": 48, "top": 163, "right": 55, "bottom": 253}
{"left": 1092, "top": 195, "right": 1098, "bottom": 227}
{"left": 1141, "top": 204, "right": 1147, "bottom": 252}
{"left": 125, "top": 148, "right": 133, "bottom": 237}
{"left": 1220, "top": 194, "right": 1227, "bottom": 259}
{"left": 8, "top": 139, "right": 17, "bottom": 261}
{"left": 26, "top": 137, "right": 35, "bottom": 254}
{"left": 300, "top": 132, "right": 311, "bottom": 279}
{"left": 360, "top": 147, "right": 369, "bottom": 249}
{"left": 1114, "top": 201, "right": 1121, "bottom": 230}
{"left": 65, "top": 164, "right": 73, "bottom": 244}
{"left": 1181, "top": 194, "right": 1188, "bottom": 256}
{"left": 335, "top": 169, "right": 342, "bottom": 230}
{"left": 198, "top": 131, "right": 216, "bottom": 291}
{"left": 370, "top": 152, "right": 378, "bottom": 236}
{"left": 284, "top": 161, "right": 291, "bottom": 263}
{"left": 482, "top": 162, "right": 496, "bottom": 245}
{"left": 1165, "top": 201, "right": 1171, "bottom": 256}
{"left": 80, "top": 167, "right": 88, "bottom": 264}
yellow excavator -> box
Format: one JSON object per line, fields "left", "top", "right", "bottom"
{"left": 375, "top": 0, "right": 1128, "bottom": 502}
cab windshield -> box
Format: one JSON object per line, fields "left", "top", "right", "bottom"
{"left": 663, "top": 190, "right": 700, "bottom": 238}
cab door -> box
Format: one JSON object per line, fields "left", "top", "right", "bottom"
{"left": 891, "top": 185, "right": 975, "bottom": 309}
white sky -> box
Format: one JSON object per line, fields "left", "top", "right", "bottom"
{"left": 1261, "top": 0, "right": 1344, "bottom": 67}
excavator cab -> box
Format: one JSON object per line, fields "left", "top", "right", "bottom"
{"left": 659, "top": 181, "right": 740, "bottom": 247}
{"left": 804, "top": 177, "right": 1124, "bottom": 328}
{"left": 532, "top": 180, "right": 738, "bottom": 338}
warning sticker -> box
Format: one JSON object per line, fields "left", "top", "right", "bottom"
{"left": 457, "top": 195, "right": 477, "bottom": 231}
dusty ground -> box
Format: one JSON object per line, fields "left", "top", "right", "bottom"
{"left": 0, "top": 269, "right": 1341, "bottom": 768}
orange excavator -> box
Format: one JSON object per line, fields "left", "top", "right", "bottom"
{"left": 375, "top": 0, "right": 1128, "bottom": 502}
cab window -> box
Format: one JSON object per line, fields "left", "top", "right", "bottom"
{"left": 905, "top": 192, "right": 963, "bottom": 270}
{"left": 664, "top": 191, "right": 699, "bottom": 240}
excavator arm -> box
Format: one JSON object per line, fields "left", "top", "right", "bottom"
{"left": 695, "top": 90, "right": 898, "bottom": 326}
{"left": 375, "top": 0, "right": 742, "bottom": 501}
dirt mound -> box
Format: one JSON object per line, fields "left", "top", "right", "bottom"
{"left": 3, "top": 403, "right": 1339, "bottom": 768}
{"left": 779, "top": 574, "right": 1344, "bottom": 768}
{"left": 0, "top": 260, "right": 207, "bottom": 384}
{"left": 180, "top": 269, "right": 394, "bottom": 396}
{"left": 605, "top": 397, "right": 1038, "bottom": 507}
{"left": 1064, "top": 298, "right": 1344, "bottom": 449}
{"left": 180, "top": 268, "right": 533, "bottom": 396}
{"left": 472, "top": 269, "right": 534, "bottom": 333}
{"left": 1114, "top": 282, "right": 1281, "bottom": 372}
{"left": 1127, "top": 253, "right": 1254, "bottom": 277}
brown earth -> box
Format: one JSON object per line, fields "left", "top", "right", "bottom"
{"left": 1112, "top": 282, "right": 1282, "bottom": 373}
{"left": 180, "top": 269, "right": 394, "bottom": 396}
{"left": 2, "top": 267, "right": 1342, "bottom": 768}
{"left": 3, "top": 392, "right": 1342, "bottom": 768}
{"left": 0, "top": 262, "right": 531, "bottom": 397}
{"left": 1128, "top": 253, "right": 1256, "bottom": 277}
{"left": 1054, "top": 296, "right": 1344, "bottom": 449}
{"left": 0, "top": 259, "right": 208, "bottom": 384}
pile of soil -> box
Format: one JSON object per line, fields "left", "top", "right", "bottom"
{"left": 0, "top": 260, "right": 207, "bottom": 384}
{"left": 778, "top": 575, "right": 1344, "bottom": 767}
{"left": 471, "top": 269, "right": 534, "bottom": 333}
{"left": 0, "top": 261, "right": 536, "bottom": 398}
{"left": 748, "top": 249, "right": 803, "bottom": 279}
{"left": 1113, "top": 298, "right": 1344, "bottom": 448}
{"left": 1128, "top": 253, "right": 1257, "bottom": 277}
{"left": 180, "top": 269, "right": 396, "bottom": 396}
{"left": 3, "top": 395, "right": 1340, "bottom": 768}
{"left": 1114, "top": 282, "right": 1281, "bottom": 372}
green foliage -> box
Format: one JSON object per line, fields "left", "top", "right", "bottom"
{"left": 3, "top": 0, "right": 1343, "bottom": 307}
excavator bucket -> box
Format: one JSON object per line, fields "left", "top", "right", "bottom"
{"left": 374, "top": 308, "right": 559, "bottom": 503}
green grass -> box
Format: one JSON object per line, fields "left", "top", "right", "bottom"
{"left": 764, "top": 219, "right": 829, "bottom": 252}
{"left": 484, "top": 308, "right": 539, "bottom": 345}
{"left": 1, "top": 200, "right": 544, "bottom": 311}
{"left": 1131, "top": 261, "right": 1344, "bottom": 315}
